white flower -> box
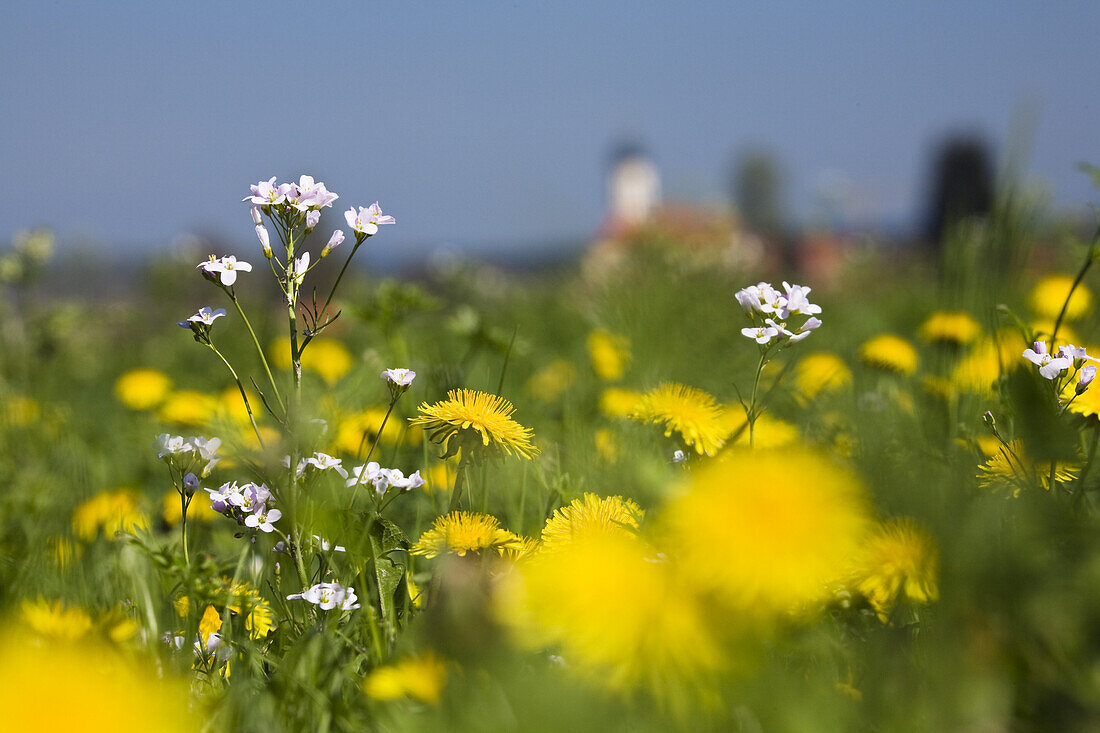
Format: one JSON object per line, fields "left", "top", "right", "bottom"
{"left": 1023, "top": 341, "right": 1073, "bottom": 380}
{"left": 244, "top": 507, "right": 281, "bottom": 533}
{"left": 347, "top": 462, "right": 383, "bottom": 488}
{"left": 734, "top": 282, "right": 784, "bottom": 315}
{"left": 312, "top": 534, "right": 346, "bottom": 552}
{"left": 155, "top": 433, "right": 194, "bottom": 459}
{"left": 305, "top": 210, "right": 320, "bottom": 231}
{"left": 672, "top": 449, "right": 687, "bottom": 464}
{"left": 198, "top": 255, "right": 253, "bottom": 287}
{"left": 286, "top": 582, "right": 359, "bottom": 611}
{"left": 381, "top": 368, "right": 416, "bottom": 387}
{"left": 206, "top": 481, "right": 241, "bottom": 513}
{"left": 742, "top": 325, "right": 779, "bottom": 345}
{"left": 179, "top": 307, "right": 227, "bottom": 328}
{"left": 1078, "top": 364, "right": 1097, "bottom": 394}
{"left": 385, "top": 469, "right": 425, "bottom": 493}
{"left": 288, "top": 251, "right": 310, "bottom": 288}
{"left": 304, "top": 452, "right": 348, "bottom": 479}
{"left": 344, "top": 202, "right": 395, "bottom": 237}
{"left": 779, "top": 281, "right": 822, "bottom": 318}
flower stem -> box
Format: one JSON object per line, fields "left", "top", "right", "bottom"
{"left": 229, "top": 293, "right": 285, "bottom": 414}
{"left": 301, "top": 240, "right": 363, "bottom": 351}
{"left": 1051, "top": 223, "right": 1100, "bottom": 347}
{"left": 747, "top": 350, "right": 768, "bottom": 449}
{"left": 449, "top": 453, "right": 472, "bottom": 512}
{"left": 208, "top": 343, "right": 265, "bottom": 450}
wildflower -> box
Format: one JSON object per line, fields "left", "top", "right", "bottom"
{"left": 20, "top": 599, "right": 93, "bottom": 640}
{"left": 157, "top": 390, "right": 218, "bottom": 427}
{"left": 114, "top": 368, "right": 172, "bottom": 410}
{"left": 779, "top": 281, "right": 822, "bottom": 318}
{"left": 312, "top": 535, "right": 346, "bottom": 552}
{"left": 661, "top": 448, "right": 870, "bottom": 613}
{"left": 304, "top": 451, "right": 348, "bottom": 479}
{"left": 271, "top": 337, "right": 353, "bottom": 384}
{"left": 256, "top": 224, "right": 272, "bottom": 258}
{"left": 381, "top": 368, "right": 416, "bottom": 399}
{"left": 734, "top": 282, "right": 784, "bottom": 315}
{"left": 594, "top": 427, "right": 618, "bottom": 462}
{"left": 344, "top": 202, "right": 395, "bottom": 237}
{"left": 722, "top": 412, "right": 800, "bottom": 449}
{"left": 859, "top": 334, "right": 919, "bottom": 375}
{"left": 197, "top": 255, "right": 252, "bottom": 287}
{"left": 598, "top": 387, "right": 644, "bottom": 418}
{"left": 978, "top": 439, "right": 1078, "bottom": 494}
{"left": 244, "top": 507, "right": 281, "bottom": 533}
{"left": 286, "top": 582, "right": 360, "bottom": 610}
{"left": 244, "top": 176, "right": 291, "bottom": 207}
{"left": 250, "top": 205, "right": 263, "bottom": 226}
{"left": 852, "top": 518, "right": 939, "bottom": 619}
{"left": 1022, "top": 341, "right": 1072, "bottom": 380}
{"left": 289, "top": 174, "right": 339, "bottom": 210}
{"left": 411, "top": 511, "right": 524, "bottom": 558}
{"left": 672, "top": 449, "right": 687, "bottom": 463}
{"left": 918, "top": 311, "right": 982, "bottom": 346}
{"left": 526, "top": 359, "right": 577, "bottom": 402}
{"left": 288, "top": 251, "right": 310, "bottom": 289}
{"left": 198, "top": 605, "right": 222, "bottom": 651}
{"left": 162, "top": 490, "right": 220, "bottom": 525}
{"left": 794, "top": 352, "right": 852, "bottom": 400}
{"left": 321, "top": 229, "right": 345, "bottom": 257}
{"left": 410, "top": 389, "right": 539, "bottom": 459}
{"left": 1079, "top": 364, "right": 1097, "bottom": 394}
{"left": 630, "top": 383, "right": 728, "bottom": 456}
{"left": 742, "top": 324, "right": 779, "bottom": 345}
{"left": 364, "top": 653, "right": 448, "bottom": 704}
{"left": 951, "top": 332, "right": 1022, "bottom": 394}
{"left": 538, "top": 493, "right": 643, "bottom": 552}
{"left": 178, "top": 306, "right": 226, "bottom": 328}
{"left": 1030, "top": 274, "right": 1093, "bottom": 321}
{"left": 587, "top": 329, "right": 631, "bottom": 381}
{"left": 155, "top": 433, "right": 194, "bottom": 460}
{"left": 72, "top": 489, "right": 148, "bottom": 541}
{"left": 304, "top": 210, "right": 320, "bottom": 231}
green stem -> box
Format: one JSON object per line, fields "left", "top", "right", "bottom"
{"left": 1051, "top": 223, "right": 1100, "bottom": 347}
{"left": 747, "top": 350, "right": 768, "bottom": 449}
{"left": 348, "top": 400, "right": 399, "bottom": 510}
{"left": 229, "top": 293, "right": 285, "bottom": 413}
{"left": 208, "top": 343, "right": 265, "bottom": 450}
{"left": 448, "top": 453, "right": 472, "bottom": 512}
{"left": 301, "top": 239, "right": 363, "bottom": 351}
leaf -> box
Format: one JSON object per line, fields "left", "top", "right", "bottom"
{"left": 366, "top": 515, "right": 408, "bottom": 637}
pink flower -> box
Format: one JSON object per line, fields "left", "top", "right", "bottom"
{"left": 344, "top": 202, "right": 395, "bottom": 237}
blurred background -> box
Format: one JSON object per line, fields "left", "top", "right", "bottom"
{"left": 2, "top": 1, "right": 1098, "bottom": 276}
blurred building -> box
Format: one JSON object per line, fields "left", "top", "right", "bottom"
{"left": 604, "top": 143, "right": 661, "bottom": 235}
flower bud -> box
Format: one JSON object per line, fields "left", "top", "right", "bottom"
{"left": 256, "top": 224, "right": 273, "bottom": 259}
{"left": 250, "top": 205, "right": 263, "bottom": 226}
{"left": 1077, "top": 364, "right": 1097, "bottom": 395}
{"left": 321, "top": 229, "right": 345, "bottom": 258}
{"left": 182, "top": 472, "right": 200, "bottom": 496}
{"left": 305, "top": 210, "right": 320, "bottom": 232}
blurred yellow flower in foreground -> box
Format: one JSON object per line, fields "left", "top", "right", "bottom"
{"left": 3, "top": 395, "right": 40, "bottom": 426}
{"left": 662, "top": 449, "right": 870, "bottom": 614}
{"left": 21, "top": 598, "right": 93, "bottom": 640}
{"left": 593, "top": 427, "right": 618, "bottom": 462}
{"left": 161, "top": 489, "right": 222, "bottom": 525}
{"left": 852, "top": 518, "right": 939, "bottom": 619}
{"left": 411, "top": 511, "right": 525, "bottom": 558}
{"left": 114, "top": 368, "right": 172, "bottom": 410}
{"left": 538, "top": 493, "right": 643, "bottom": 552}
{"left": 526, "top": 359, "right": 577, "bottom": 402}
{"left": 722, "top": 411, "right": 800, "bottom": 449}
{"left": 599, "top": 387, "right": 643, "bottom": 418}
{"left": 364, "top": 653, "right": 448, "bottom": 704}
{"left": 631, "top": 383, "right": 728, "bottom": 456}
{"left": 859, "top": 334, "right": 919, "bottom": 376}
{"left": 157, "top": 390, "right": 218, "bottom": 427}
{"left": 950, "top": 332, "right": 1022, "bottom": 394}
{"left": 587, "top": 329, "right": 631, "bottom": 381}
{"left": 73, "top": 489, "right": 148, "bottom": 541}
{"left": 0, "top": 637, "right": 198, "bottom": 733}
{"left": 270, "top": 337, "right": 354, "bottom": 384}
{"left": 411, "top": 389, "right": 539, "bottom": 459}
{"left": 497, "top": 529, "right": 724, "bottom": 699}
{"left": 1030, "top": 274, "right": 1092, "bottom": 321}
{"left": 331, "top": 406, "right": 409, "bottom": 455}
{"left": 794, "top": 352, "right": 852, "bottom": 401}
{"left": 918, "top": 311, "right": 981, "bottom": 346}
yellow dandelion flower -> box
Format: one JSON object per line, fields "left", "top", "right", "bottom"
{"left": 1030, "top": 274, "right": 1093, "bottom": 321}
{"left": 21, "top": 599, "right": 93, "bottom": 641}
{"left": 598, "top": 387, "right": 644, "bottom": 418}
{"left": 198, "top": 605, "right": 222, "bottom": 648}
{"left": 496, "top": 530, "right": 724, "bottom": 697}
{"left": 114, "top": 368, "right": 172, "bottom": 411}
{"left": 859, "top": 334, "right": 919, "bottom": 376}
{"left": 853, "top": 518, "right": 939, "bottom": 619}
{"left": 407, "top": 579, "right": 424, "bottom": 608}
{"left": 0, "top": 637, "right": 199, "bottom": 733}
{"left": 593, "top": 427, "right": 618, "bottom": 462}
{"left": 539, "top": 493, "right": 644, "bottom": 552}
{"left": 794, "top": 352, "right": 852, "bottom": 401}
{"left": 950, "top": 331, "right": 1022, "bottom": 394}
{"left": 162, "top": 490, "right": 221, "bottom": 525}
{"left": 72, "top": 489, "right": 148, "bottom": 541}
{"left": 918, "top": 311, "right": 982, "bottom": 346}
{"left": 410, "top": 389, "right": 539, "bottom": 459}
{"left": 411, "top": 511, "right": 524, "bottom": 558}
{"left": 1060, "top": 363, "right": 1100, "bottom": 419}
{"left": 977, "top": 439, "right": 1078, "bottom": 494}
{"left": 422, "top": 461, "right": 457, "bottom": 493}
{"left": 270, "top": 337, "right": 354, "bottom": 384}
{"left": 721, "top": 411, "right": 800, "bottom": 449}
{"left": 630, "top": 383, "right": 728, "bottom": 456}
{"left": 662, "top": 449, "right": 870, "bottom": 614}
{"left": 4, "top": 395, "right": 40, "bottom": 426}
{"left": 364, "top": 653, "right": 448, "bottom": 704}
{"left": 157, "top": 390, "right": 218, "bottom": 427}
{"left": 526, "top": 359, "right": 577, "bottom": 402}
{"left": 1030, "top": 319, "right": 1080, "bottom": 347}
{"left": 587, "top": 329, "right": 631, "bottom": 381}
{"left": 48, "top": 536, "right": 81, "bottom": 569}
{"left": 213, "top": 385, "right": 263, "bottom": 427}
{"left": 331, "top": 406, "right": 407, "bottom": 455}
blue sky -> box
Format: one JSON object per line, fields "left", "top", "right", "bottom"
{"left": 2, "top": 2, "right": 1098, "bottom": 262}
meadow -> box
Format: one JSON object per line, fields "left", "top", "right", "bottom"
{"left": 3, "top": 176, "right": 1100, "bottom": 732}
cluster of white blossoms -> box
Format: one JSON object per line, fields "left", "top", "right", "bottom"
{"left": 206, "top": 481, "right": 281, "bottom": 533}
{"left": 155, "top": 434, "right": 222, "bottom": 477}
{"left": 285, "top": 451, "right": 349, "bottom": 480}
{"left": 1022, "top": 341, "right": 1097, "bottom": 392}
{"left": 735, "top": 281, "right": 822, "bottom": 347}
{"left": 287, "top": 582, "right": 360, "bottom": 611}
{"left": 347, "top": 461, "right": 426, "bottom": 498}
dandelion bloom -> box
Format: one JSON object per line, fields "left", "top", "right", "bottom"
{"left": 161, "top": 490, "right": 221, "bottom": 525}
{"left": 859, "top": 334, "right": 919, "bottom": 376}
{"left": 268, "top": 337, "right": 354, "bottom": 384}
{"left": 722, "top": 412, "right": 800, "bottom": 449}
{"left": 587, "top": 329, "right": 631, "bottom": 381}
{"left": 630, "top": 383, "right": 728, "bottom": 456}
{"left": 410, "top": 389, "right": 539, "bottom": 459}
{"left": 852, "top": 518, "right": 939, "bottom": 619}
{"left": 1030, "top": 274, "right": 1092, "bottom": 321}
{"left": 525, "top": 359, "right": 577, "bottom": 402}
{"left": 918, "top": 311, "right": 982, "bottom": 346}
{"left": 411, "top": 511, "right": 524, "bottom": 558}
{"left": 977, "top": 439, "right": 1079, "bottom": 494}
{"left": 793, "top": 352, "right": 852, "bottom": 401}
{"left": 20, "top": 599, "right": 93, "bottom": 641}
{"left": 364, "top": 653, "right": 448, "bottom": 704}
{"left": 157, "top": 390, "right": 219, "bottom": 427}
{"left": 538, "top": 493, "right": 643, "bottom": 552}
{"left": 114, "top": 368, "right": 172, "bottom": 410}
{"left": 661, "top": 448, "right": 870, "bottom": 614}
{"left": 950, "top": 333, "right": 1021, "bottom": 394}
{"left": 598, "top": 387, "right": 644, "bottom": 418}
{"left": 72, "top": 489, "right": 148, "bottom": 541}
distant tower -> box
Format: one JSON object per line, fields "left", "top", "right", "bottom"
{"left": 924, "top": 135, "right": 994, "bottom": 245}
{"left": 606, "top": 142, "right": 660, "bottom": 228}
